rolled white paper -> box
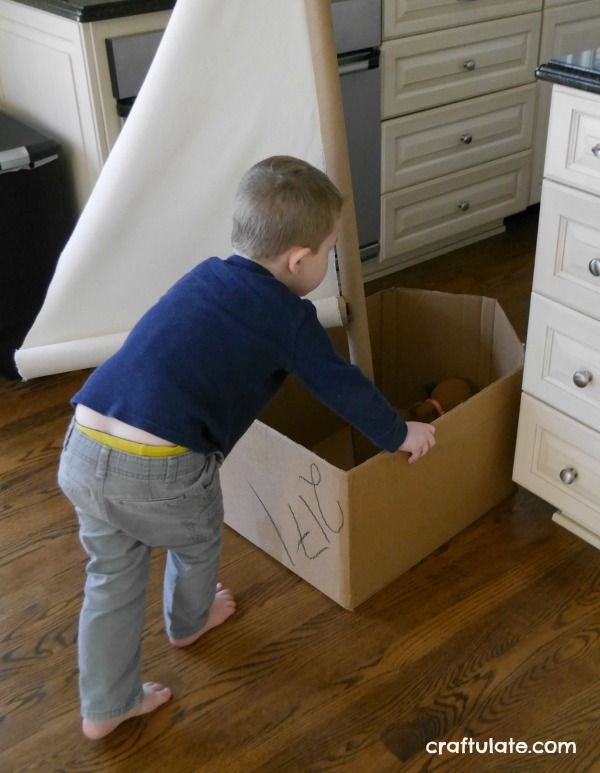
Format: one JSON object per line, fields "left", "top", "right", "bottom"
{"left": 16, "top": 0, "right": 341, "bottom": 379}
{"left": 313, "top": 296, "right": 348, "bottom": 328}
{"left": 16, "top": 332, "right": 128, "bottom": 380}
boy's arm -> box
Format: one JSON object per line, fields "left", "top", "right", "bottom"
{"left": 292, "top": 306, "right": 408, "bottom": 452}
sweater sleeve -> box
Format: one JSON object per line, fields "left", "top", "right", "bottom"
{"left": 291, "top": 304, "right": 408, "bottom": 452}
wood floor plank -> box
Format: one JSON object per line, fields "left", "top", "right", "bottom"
{"left": 219, "top": 519, "right": 586, "bottom": 770}
{"left": 3, "top": 207, "right": 600, "bottom": 772}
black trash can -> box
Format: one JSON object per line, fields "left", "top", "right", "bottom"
{"left": 0, "top": 112, "right": 74, "bottom": 378}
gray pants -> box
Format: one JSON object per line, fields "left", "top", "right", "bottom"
{"left": 58, "top": 420, "right": 224, "bottom": 721}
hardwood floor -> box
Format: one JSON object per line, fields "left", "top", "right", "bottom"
{"left": 3, "top": 207, "right": 600, "bottom": 771}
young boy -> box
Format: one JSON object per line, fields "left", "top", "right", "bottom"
{"left": 58, "top": 155, "right": 435, "bottom": 740}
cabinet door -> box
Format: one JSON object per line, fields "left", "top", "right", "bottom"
{"left": 381, "top": 151, "right": 530, "bottom": 263}
{"left": 383, "top": 0, "right": 542, "bottom": 40}
{"left": 513, "top": 394, "right": 600, "bottom": 537}
{"left": 0, "top": 1, "right": 170, "bottom": 211}
{"left": 0, "top": 0, "right": 102, "bottom": 209}
{"left": 523, "top": 293, "right": 600, "bottom": 431}
{"left": 545, "top": 85, "right": 600, "bottom": 195}
{"left": 529, "top": 0, "right": 600, "bottom": 205}
{"left": 533, "top": 181, "right": 600, "bottom": 322}
{"left": 80, "top": 11, "right": 171, "bottom": 158}
{"left": 382, "top": 84, "right": 535, "bottom": 192}
{"left": 382, "top": 14, "right": 541, "bottom": 119}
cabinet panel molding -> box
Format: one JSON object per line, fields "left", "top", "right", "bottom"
{"left": 383, "top": 0, "right": 542, "bottom": 40}
{"left": 544, "top": 0, "right": 595, "bottom": 7}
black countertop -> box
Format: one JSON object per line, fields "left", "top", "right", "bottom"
{"left": 537, "top": 48, "right": 600, "bottom": 95}
{"left": 9, "top": 0, "right": 175, "bottom": 22}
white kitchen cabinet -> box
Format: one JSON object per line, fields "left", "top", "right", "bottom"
{"left": 529, "top": 0, "right": 600, "bottom": 204}
{"left": 0, "top": 0, "right": 170, "bottom": 210}
{"left": 373, "top": 3, "right": 541, "bottom": 277}
{"left": 514, "top": 83, "right": 600, "bottom": 549}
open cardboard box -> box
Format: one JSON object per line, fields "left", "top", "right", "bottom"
{"left": 221, "top": 288, "right": 524, "bottom": 610}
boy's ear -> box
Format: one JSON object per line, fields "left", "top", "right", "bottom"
{"left": 287, "top": 245, "right": 312, "bottom": 275}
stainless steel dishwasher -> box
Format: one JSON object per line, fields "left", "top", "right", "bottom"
{"left": 106, "top": 1, "right": 382, "bottom": 260}
{"left": 332, "top": 0, "right": 381, "bottom": 261}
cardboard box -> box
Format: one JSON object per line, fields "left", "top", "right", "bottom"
{"left": 221, "top": 288, "right": 524, "bottom": 610}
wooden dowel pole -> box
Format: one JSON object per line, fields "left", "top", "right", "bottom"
{"left": 304, "top": 0, "right": 374, "bottom": 380}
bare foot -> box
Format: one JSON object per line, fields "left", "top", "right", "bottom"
{"left": 169, "top": 584, "right": 236, "bottom": 648}
{"left": 82, "top": 681, "right": 172, "bottom": 740}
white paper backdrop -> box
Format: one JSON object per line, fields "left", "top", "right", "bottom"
{"left": 16, "top": 0, "right": 341, "bottom": 379}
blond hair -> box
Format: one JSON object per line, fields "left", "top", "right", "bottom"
{"left": 231, "top": 156, "right": 343, "bottom": 259}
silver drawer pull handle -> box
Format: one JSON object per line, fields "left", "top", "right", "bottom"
{"left": 573, "top": 370, "right": 593, "bottom": 388}
{"left": 463, "top": 60, "right": 476, "bottom": 71}
{"left": 560, "top": 467, "right": 578, "bottom": 485}
{"left": 592, "top": 144, "right": 600, "bottom": 159}
{"left": 589, "top": 258, "right": 600, "bottom": 277}
{"left": 458, "top": 201, "right": 470, "bottom": 211}
{"left": 460, "top": 133, "right": 473, "bottom": 145}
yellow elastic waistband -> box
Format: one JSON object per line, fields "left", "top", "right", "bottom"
{"left": 75, "top": 422, "right": 188, "bottom": 457}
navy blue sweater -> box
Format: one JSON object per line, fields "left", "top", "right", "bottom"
{"left": 72, "top": 255, "right": 407, "bottom": 455}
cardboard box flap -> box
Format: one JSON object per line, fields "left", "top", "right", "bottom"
{"left": 372, "top": 289, "right": 523, "bottom": 408}
{"left": 491, "top": 301, "right": 525, "bottom": 380}
{"left": 477, "top": 297, "right": 497, "bottom": 388}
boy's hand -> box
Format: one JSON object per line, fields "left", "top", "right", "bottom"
{"left": 397, "top": 421, "right": 436, "bottom": 464}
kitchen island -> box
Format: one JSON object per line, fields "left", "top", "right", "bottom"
{"left": 514, "top": 47, "right": 600, "bottom": 549}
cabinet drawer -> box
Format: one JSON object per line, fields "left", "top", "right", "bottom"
{"left": 513, "top": 393, "right": 600, "bottom": 535}
{"left": 533, "top": 180, "right": 600, "bottom": 321}
{"left": 382, "top": 151, "right": 530, "bottom": 261}
{"left": 383, "top": 0, "right": 542, "bottom": 40}
{"left": 382, "top": 14, "right": 540, "bottom": 119}
{"left": 523, "top": 293, "right": 600, "bottom": 431}
{"left": 545, "top": 86, "right": 600, "bottom": 196}
{"left": 382, "top": 84, "right": 535, "bottom": 192}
